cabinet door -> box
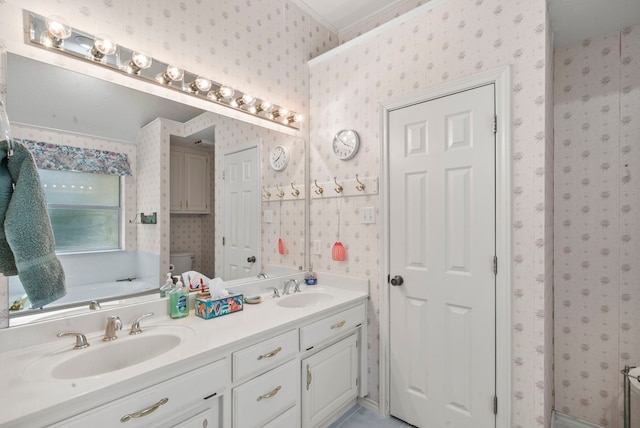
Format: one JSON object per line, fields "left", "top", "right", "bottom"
{"left": 302, "top": 334, "right": 359, "bottom": 428}
{"left": 170, "top": 149, "right": 186, "bottom": 212}
{"left": 184, "top": 152, "right": 210, "bottom": 213}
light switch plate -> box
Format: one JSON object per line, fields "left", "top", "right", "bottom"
{"left": 264, "top": 210, "right": 273, "bottom": 223}
{"left": 359, "top": 207, "right": 375, "bottom": 224}
{"left": 313, "top": 240, "right": 322, "bottom": 255}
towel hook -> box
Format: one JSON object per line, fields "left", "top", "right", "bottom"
{"left": 276, "top": 184, "right": 285, "bottom": 198}
{"left": 262, "top": 186, "right": 271, "bottom": 199}
{"left": 314, "top": 179, "right": 324, "bottom": 195}
{"left": 290, "top": 182, "right": 300, "bottom": 197}
{"left": 333, "top": 177, "right": 343, "bottom": 194}
{"left": 355, "top": 174, "right": 366, "bottom": 192}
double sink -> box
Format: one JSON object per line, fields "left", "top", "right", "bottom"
{"left": 26, "top": 289, "right": 335, "bottom": 381}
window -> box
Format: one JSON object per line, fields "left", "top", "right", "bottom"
{"left": 38, "top": 170, "right": 121, "bottom": 253}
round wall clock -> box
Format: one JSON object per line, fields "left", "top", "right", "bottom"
{"left": 269, "top": 145, "right": 289, "bottom": 171}
{"left": 332, "top": 129, "right": 360, "bottom": 160}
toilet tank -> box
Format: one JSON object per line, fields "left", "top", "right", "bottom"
{"left": 170, "top": 252, "right": 194, "bottom": 275}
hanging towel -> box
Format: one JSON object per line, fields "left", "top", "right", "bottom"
{"left": 0, "top": 140, "right": 66, "bottom": 308}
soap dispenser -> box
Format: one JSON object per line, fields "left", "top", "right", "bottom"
{"left": 169, "top": 276, "right": 190, "bottom": 319}
{"left": 160, "top": 273, "right": 174, "bottom": 297}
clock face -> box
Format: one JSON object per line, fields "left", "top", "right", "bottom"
{"left": 269, "top": 145, "right": 289, "bottom": 171}
{"left": 332, "top": 129, "right": 360, "bottom": 160}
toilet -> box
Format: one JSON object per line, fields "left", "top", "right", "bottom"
{"left": 170, "top": 252, "right": 194, "bottom": 275}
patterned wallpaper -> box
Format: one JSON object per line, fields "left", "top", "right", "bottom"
{"left": 554, "top": 24, "right": 640, "bottom": 427}
{"left": 308, "top": 0, "right": 552, "bottom": 426}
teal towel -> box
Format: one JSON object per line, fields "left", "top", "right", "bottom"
{"left": 0, "top": 140, "right": 66, "bottom": 308}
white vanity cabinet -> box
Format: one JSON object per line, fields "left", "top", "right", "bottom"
{"left": 231, "top": 330, "right": 300, "bottom": 427}
{"left": 302, "top": 333, "right": 359, "bottom": 428}
{"left": 170, "top": 146, "right": 210, "bottom": 214}
{"left": 50, "top": 358, "right": 227, "bottom": 428}
{"left": 299, "top": 304, "right": 366, "bottom": 428}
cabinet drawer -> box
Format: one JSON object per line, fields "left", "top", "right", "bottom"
{"left": 263, "top": 405, "right": 299, "bottom": 428}
{"left": 233, "top": 329, "right": 298, "bottom": 382}
{"left": 300, "top": 304, "right": 365, "bottom": 350}
{"left": 53, "top": 358, "right": 227, "bottom": 428}
{"left": 233, "top": 359, "right": 299, "bottom": 428}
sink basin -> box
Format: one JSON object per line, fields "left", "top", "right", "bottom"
{"left": 277, "top": 292, "right": 334, "bottom": 308}
{"left": 52, "top": 334, "right": 181, "bottom": 379}
{"left": 26, "top": 326, "right": 194, "bottom": 380}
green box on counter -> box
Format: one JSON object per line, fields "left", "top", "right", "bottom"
{"left": 195, "top": 293, "right": 244, "bottom": 319}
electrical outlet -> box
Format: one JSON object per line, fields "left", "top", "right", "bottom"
{"left": 313, "top": 240, "right": 322, "bottom": 255}
{"left": 140, "top": 212, "right": 157, "bottom": 224}
{"left": 359, "top": 207, "right": 375, "bottom": 224}
{"left": 264, "top": 210, "right": 273, "bottom": 223}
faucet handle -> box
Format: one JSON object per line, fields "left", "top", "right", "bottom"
{"left": 130, "top": 312, "right": 155, "bottom": 335}
{"left": 268, "top": 287, "right": 280, "bottom": 298}
{"left": 293, "top": 280, "right": 301, "bottom": 293}
{"left": 57, "top": 331, "right": 90, "bottom": 350}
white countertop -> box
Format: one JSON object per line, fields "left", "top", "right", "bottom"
{"left": 0, "top": 280, "right": 368, "bottom": 427}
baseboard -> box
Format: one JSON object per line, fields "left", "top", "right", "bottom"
{"left": 552, "top": 411, "right": 604, "bottom": 428}
{"left": 357, "top": 396, "right": 380, "bottom": 414}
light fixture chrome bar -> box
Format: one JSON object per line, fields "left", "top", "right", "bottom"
{"left": 24, "top": 10, "right": 301, "bottom": 130}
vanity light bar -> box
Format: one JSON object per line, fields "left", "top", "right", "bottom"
{"left": 24, "top": 11, "right": 302, "bottom": 130}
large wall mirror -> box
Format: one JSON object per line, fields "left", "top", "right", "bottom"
{"left": 5, "top": 53, "right": 307, "bottom": 326}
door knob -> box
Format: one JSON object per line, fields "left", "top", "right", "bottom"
{"left": 247, "top": 256, "right": 256, "bottom": 263}
{"left": 390, "top": 275, "right": 404, "bottom": 286}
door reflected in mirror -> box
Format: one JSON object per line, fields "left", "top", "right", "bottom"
{"left": 5, "top": 53, "right": 306, "bottom": 325}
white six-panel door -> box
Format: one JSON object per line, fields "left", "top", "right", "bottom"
{"left": 388, "top": 84, "right": 496, "bottom": 428}
{"left": 223, "top": 146, "right": 260, "bottom": 280}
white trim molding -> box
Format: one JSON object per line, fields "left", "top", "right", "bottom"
{"left": 378, "top": 65, "right": 512, "bottom": 428}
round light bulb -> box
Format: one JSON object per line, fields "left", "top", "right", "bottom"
{"left": 45, "top": 16, "right": 72, "bottom": 40}
{"left": 219, "top": 85, "right": 234, "bottom": 99}
{"left": 241, "top": 94, "right": 255, "bottom": 106}
{"left": 291, "top": 113, "right": 303, "bottom": 123}
{"left": 257, "top": 101, "right": 273, "bottom": 112}
{"left": 132, "top": 51, "right": 152, "bottom": 69}
{"left": 166, "top": 65, "right": 184, "bottom": 81}
{"left": 194, "top": 77, "right": 212, "bottom": 92}
{"left": 93, "top": 34, "right": 117, "bottom": 56}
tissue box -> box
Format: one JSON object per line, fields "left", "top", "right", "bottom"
{"left": 195, "top": 293, "right": 243, "bottom": 319}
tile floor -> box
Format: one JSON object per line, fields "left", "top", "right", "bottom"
{"left": 329, "top": 405, "right": 415, "bottom": 428}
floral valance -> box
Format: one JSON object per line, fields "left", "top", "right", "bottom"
{"left": 20, "top": 139, "right": 132, "bottom": 176}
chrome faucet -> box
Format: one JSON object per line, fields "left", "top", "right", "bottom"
{"left": 57, "top": 331, "right": 90, "bottom": 349}
{"left": 130, "top": 312, "right": 154, "bottom": 335}
{"left": 103, "top": 316, "right": 122, "bottom": 341}
{"left": 283, "top": 279, "right": 300, "bottom": 295}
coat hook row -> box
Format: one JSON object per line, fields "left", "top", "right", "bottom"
{"left": 310, "top": 175, "right": 378, "bottom": 199}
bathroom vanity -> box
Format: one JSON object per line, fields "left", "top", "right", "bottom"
{"left": 0, "top": 277, "right": 368, "bottom": 428}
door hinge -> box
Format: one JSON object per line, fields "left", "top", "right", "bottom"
{"left": 493, "top": 256, "right": 497, "bottom": 275}
{"left": 222, "top": 170, "right": 225, "bottom": 180}
{"left": 356, "top": 377, "right": 359, "bottom": 386}
{"left": 222, "top": 237, "right": 225, "bottom": 246}
{"left": 492, "top": 115, "right": 497, "bottom": 134}
{"left": 493, "top": 395, "right": 498, "bottom": 415}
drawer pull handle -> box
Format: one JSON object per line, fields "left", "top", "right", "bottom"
{"left": 307, "top": 364, "right": 312, "bottom": 390}
{"left": 120, "top": 397, "right": 169, "bottom": 422}
{"left": 257, "top": 385, "right": 282, "bottom": 401}
{"left": 257, "top": 346, "right": 282, "bottom": 360}
{"left": 331, "top": 320, "right": 346, "bottom": 329}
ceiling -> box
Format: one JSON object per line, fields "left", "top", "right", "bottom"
{"left": 291, "top": 0, "right": 640, "bottom": 47}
